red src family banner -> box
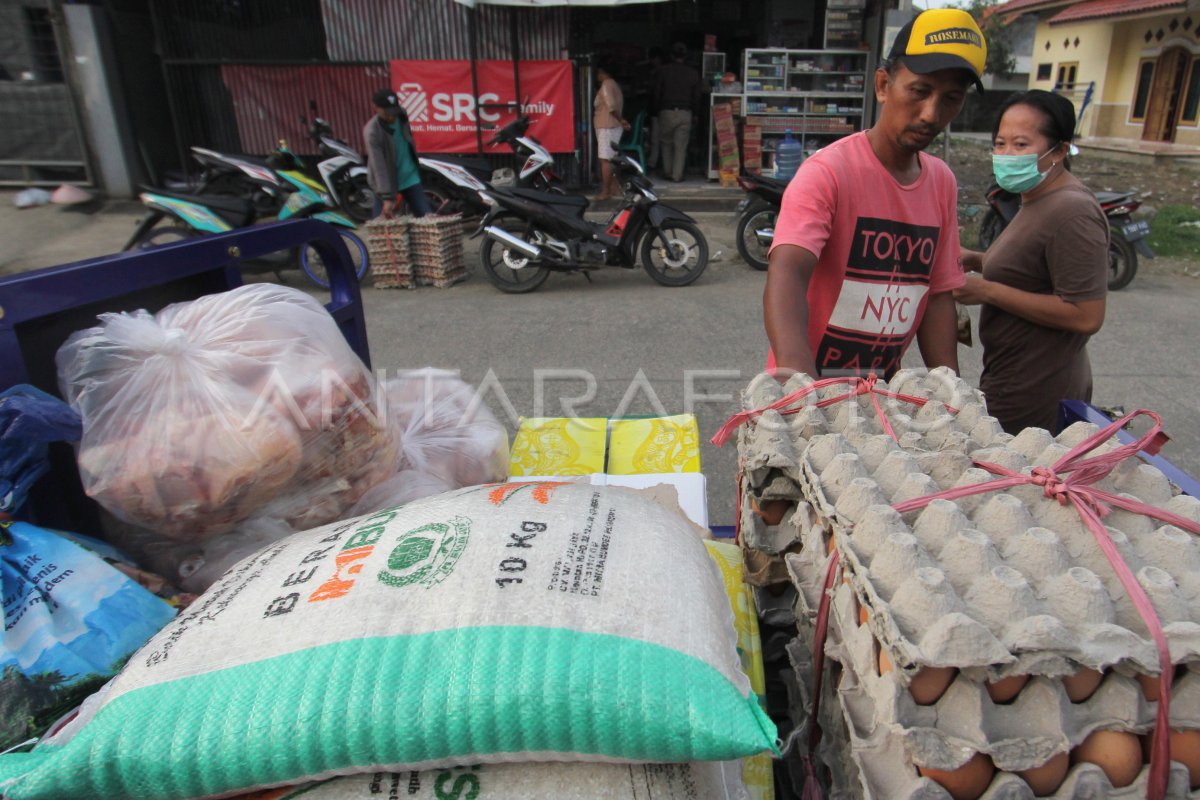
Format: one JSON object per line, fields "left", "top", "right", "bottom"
{"left": 388, "top": 59, "right": 575, "bottom": 154}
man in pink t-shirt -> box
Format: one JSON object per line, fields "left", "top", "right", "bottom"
{"left": 765, "top": 8, "right": 988, "bottom": 380}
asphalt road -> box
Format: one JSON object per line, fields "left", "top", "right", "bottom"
{"left": 1, "top": 200, "right": 1197, "bottom": 525}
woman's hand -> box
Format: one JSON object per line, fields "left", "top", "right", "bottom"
{"left": 953, "top": 273, "right": 990, "bottom": 305}
{"left": 959, "top": 247, "right": 985, "bottom": 273}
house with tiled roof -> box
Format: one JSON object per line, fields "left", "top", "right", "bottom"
{"left": 995, "top": 0, "right": 1200, "bottom": 146}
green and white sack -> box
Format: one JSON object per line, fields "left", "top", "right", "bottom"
{"left": 0, "top": 482, "right": 776, "bottom": 800}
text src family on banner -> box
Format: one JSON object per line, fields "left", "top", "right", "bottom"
{"left": 389, "top": 60, "right": 575, "bottom": 153}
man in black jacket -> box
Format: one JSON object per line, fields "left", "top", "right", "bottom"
{"left": 363, "top": 88, "right": 431, "bottom": 218}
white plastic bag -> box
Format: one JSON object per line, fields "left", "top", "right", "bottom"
{"left": 56, "top": 284, "right": 398, "bottom": 542}
{"left": 351, "top": 369, "right": 508, "bottom": 514}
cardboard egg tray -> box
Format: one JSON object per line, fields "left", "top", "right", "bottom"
{"left": 830, "top": 658, "right": 1200, "bottom": 799}
{"left": 765, "top": 417, "right": 1200, "bottom": 796}
{"left": 796, "top": 423, "right": 1200, "bottom": 680}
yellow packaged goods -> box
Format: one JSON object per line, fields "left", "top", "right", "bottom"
{"left": 607, "top": 414, "right": 701, "bottom": 475}
{"left": 705, "top": 540, "right": 774, "bottom": 800}
{"left": 508, "top": 417, "right": 607, "bottom": 476}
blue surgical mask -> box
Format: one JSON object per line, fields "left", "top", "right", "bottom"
{"left": 991, "top": 148, "right": 1057, "bottom": 193}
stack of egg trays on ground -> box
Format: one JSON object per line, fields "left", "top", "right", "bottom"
{"left": 408, "top": 214, "right": 466, "bottom": 287}
{"left": 363, "top": 217, "right": 414, "bottom": 289}
{"left": 766, "top": 375, "right": 1200, "bottom": 798}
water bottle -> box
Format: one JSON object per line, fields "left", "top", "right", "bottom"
{"left": 775, "top": 129, "right": 803, "bottom": 181}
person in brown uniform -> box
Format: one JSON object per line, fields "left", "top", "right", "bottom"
{"left": 956, "top": 90, "right": 1108, "bottom": 433}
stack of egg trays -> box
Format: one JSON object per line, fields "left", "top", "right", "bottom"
{"left": 363, "top": 217, "right": 414, "bottom": 289}
{"left": 784, "top": 414, "right": 1200, "bottom": 798}
{"left": 735, "top": 367, "right": 1000, "bottom": 629}
{"left": 408, "top": 214, "right": 466, "bottom": 288}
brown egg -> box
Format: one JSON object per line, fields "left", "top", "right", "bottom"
{"left": 754, "top": 498, "right": 790, "bottom": 526}
{"left": 917, "top": 752, "right": 995, "bottom": 800}
{"left": 1072, "top": 729, "right": 1142, "bottom": 788}
{"left": 1169, "top": 728, "right": 1200, "bottom": 789}
{"left": 1137, "top": 672, "right": 1165, "bottom": 703}
{"left": 825, "top": 530, "right": 837, "bottom": 554}
{"left": 878, "top": 643, "right": 892, "bottom": 676}
{"left": 858, "top": 602, "right": 869, "bottom": 627}
{"left": 909, "top": 666, "right": 958, "bottom": 705}
{"left": 1016, "top": 751, "right": 1069, "bottom": 796}
{"left": 1063, "top": 668, "right": 1105, "bottom": 702}
{"left": 986, "top": 674, "right": 1029, "bottom": 704}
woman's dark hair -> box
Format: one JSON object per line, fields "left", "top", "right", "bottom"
{"left": 992, "top": 90, "right": 1076, "bottom": 167}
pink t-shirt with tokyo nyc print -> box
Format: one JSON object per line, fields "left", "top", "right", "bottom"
{"left": 768, "top": 131, "right": 964, "bottom": 377}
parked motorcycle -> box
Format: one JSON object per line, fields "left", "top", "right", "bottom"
{"left": 476, "top": 154, "right": 708, "bottom": 293}
{"left": 979, "top": 183, "right": 1153, "bottom": 291}
{"left": 420, "top": 113, "right": 562, "bottom": 219}
{"left": 191, "top": 146, "right": 291, "bottom": 216}
{"left": 298, "top": 103, "right": 375, "bottom": 222}
{"left": 734, "top": 173, "right": 789, "bottom": 271}
{"left": 123, "top": 181, "right": 367, "bottom": 289}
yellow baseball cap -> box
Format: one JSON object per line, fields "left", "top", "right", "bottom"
{"left": 888, "top": 9, "right": 988, "bottom": 92}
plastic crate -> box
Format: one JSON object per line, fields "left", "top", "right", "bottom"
{"left": 0, "top": 219, "right": 371, "bottom": 535}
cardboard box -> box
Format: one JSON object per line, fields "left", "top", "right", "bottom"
{"left": 508, "top": 417, "right": 608, "bottom": 476}
{"left": 607, "top": 414, "right": 701, "bottom": 475}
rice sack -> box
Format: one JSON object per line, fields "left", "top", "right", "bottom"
{"left": 0, "top": 483, "right": 777, "bottom": 800}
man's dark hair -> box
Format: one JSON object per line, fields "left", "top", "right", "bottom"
{"left": 671, "top": 42, "right": 687, "bottom": 60}
{"left": 992, "top": 89, "right": 1077, "bottom": 168}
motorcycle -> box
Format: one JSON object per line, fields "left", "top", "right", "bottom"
{"left": 420, "top": 113, "right": 563, "bottom": 219}
{"left": 298, "top": 103, "right": 376, "bottom": 223}
{"left": 191, "top": 146, "right": 291, "bottom": 216}
{"left": 123, "top": 174, "right": 368, "bottom": 289}
{"left": 476, "top": 154, "right": 708, "bottom": 293}
{"left": 733, "top": 173, "right": 789, "bottom": 271}
{"left": 979, "top": 183, "right": 1153, "bottom": 291}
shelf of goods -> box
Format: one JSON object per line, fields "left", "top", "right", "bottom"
{"left": 742, "top": 48, "right": 869, "bottom": 176}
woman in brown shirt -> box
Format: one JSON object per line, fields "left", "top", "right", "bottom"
{"left": 956, "top": 90, "right": 1109, "bottom": 434}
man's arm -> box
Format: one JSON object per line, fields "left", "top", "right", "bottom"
{"left": 764, "top": 244, "right": 819, "bottom": 379}
{"left": 916, "top": 291, "right": 960, "bottom": 373}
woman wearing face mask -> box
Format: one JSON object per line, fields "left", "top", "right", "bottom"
{"left": 955, "top": 90, "right": 1108, "bottom": 434}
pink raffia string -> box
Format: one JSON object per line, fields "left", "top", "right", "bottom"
{"left": 710, "top": 374, "right": 958, "bottom": 448}
{"left": 800, "top": 549, "right": 841, "bottom": 800}
{"left": 892, "top": 409, "right": 1198, "bottom": 800}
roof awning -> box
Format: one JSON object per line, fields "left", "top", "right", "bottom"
{"left": 455, "top": 0, "right": 670, "bottom": 6}
{"left": 1048, "top": 0, "right": 1187, "bottom": 23}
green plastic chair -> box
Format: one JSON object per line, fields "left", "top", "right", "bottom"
{"left": 617, "top": 110, "right": 647, "bottom": 167}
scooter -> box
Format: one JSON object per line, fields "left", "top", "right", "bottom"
{"left": 419, "top": 113, "right": 564, "bottom": 219}
{"left": 299, "top": 103, "right": 375, "bottom": 223}
{"left": 123, "top": 178, "right": 368, "bottom": 289}
{"left": 733, "top": 173, "right": 789, "bottom": 271}
{"left": 476, "top": 154, "right": 708, "bottom": 293}
{"left": 979, "top": 183, "right": 1153, "bottom": 291}
{"left": 191, "top": 146, "right": 291, "bottom": 216}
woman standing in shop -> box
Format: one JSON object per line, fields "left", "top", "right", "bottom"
{"left": 955, "top": 90, "right": 1109, "bottom": 434}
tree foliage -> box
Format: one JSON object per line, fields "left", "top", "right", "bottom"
{"left": 955, "top": 0, "right": 1019, "bottom": 79}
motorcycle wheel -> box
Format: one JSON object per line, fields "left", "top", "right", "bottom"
{"left": 735, "top": 203, "right": 774, "bottom": 271}
{"left": 299, "top": 229, "right": 369, "bottom": 288}
{"left": 342, "top": 174, "right": 376, "bottom": 223}
{"left": 133, "top": 226, "right": 197, "bottom": 249}
{"left": 641, "top": 221, "right": 709, "bottom": 286}
{"left": 479, "top": 214, "right": 550, "bottom": 294}
{"left": 978, "top": 209, "right": 1004, "bottom": 249}
{"left": 1107, "top": 235, "right": 1138, "bottom": 291}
